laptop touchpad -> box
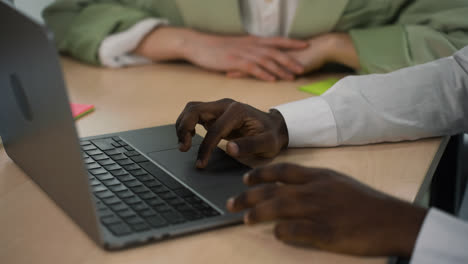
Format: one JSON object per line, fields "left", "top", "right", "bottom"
{"left": 146, "top": 146, "right": 250, "bottom": 209}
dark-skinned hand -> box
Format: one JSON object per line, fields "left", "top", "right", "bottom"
{"left": 176, "top": 99, "right": 289, "bottom": 168}
{"left": 227, "top": 163, "right": 428, "bottom": 257}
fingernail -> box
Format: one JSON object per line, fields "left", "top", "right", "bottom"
{"left": 244, "top": 212, "right": 251, "bottom": 225}
{"left": 196, "top": 160, "right": 203, "bottom": 168}
{"left": 226, "top": 142, "right": 239, "bottom": 157}
{"left": 226, "top": 197, "right": 235, "bottom": 210}
{"left": 243, "top": 172, "right": 250, "bottom": 184}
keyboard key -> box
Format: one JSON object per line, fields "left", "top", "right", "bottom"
{"left": 102, "top": 178, "right": 121, "bottom": 187}
{"left": 110, "top": 169, "right": 128, "bottom": 177}
{"left": 131, "top": 155, "right": 149, "bottom": 163}
{"left": 95, "top": 201, "right": 106, "bottom": 210}
{"left": 112, "top": 142, "right": 121, "bottom": 148}
{"left": 82, "top": 152, "right": 89, "bottom": 158}
{"left": 90, "top": 168, "right": 107, "bottom": 175}
{"left": 109, "top": 184, "right": 128, "bottom": 192}
{"left": 167, "top": 198, "right": 185, "bottom": 206}
{"left": 139, "top": 192, "right": 157, "bottom": 200}
{"left": 107, "top": 222, "right": 132, "bottom": 236}
{"left": 98, "top": 208, "right": 114, "bottom": 218}
{"left": 83, "top": 157, "right": 94, "bottom": 164}
{"left": 175, "top": 204, "right": 192, "bottom": 212}
{"left": 151, "top": 185, "right": 170, "bottom": 194}
{"left": 139, "top": 162, "right": 183, "bottom": 189}
{"left": 86, "top": 162, "right": 101, "bottom": 170}
{"left": 124, "top": 180, "right": 141, "bottom": 188}
{"left": 124, "top": 146, "right": 135, "bottom": 151}
{"left": 82, "top": 144, "right": 97, "bottom": 151}
{"left": 101, "top": 215, "right": 121, "bottom": 225}
{"left": 92, "top": 139, "right": 115, "bottom": 151}
{"left": 131, "top": 222, "right": 151, "bottom": 232}
{"left": 116, "top": 174, "right": 135, "bottom": 182}
{"left": 160, "top": 192, "right": 177, "bottom": 200}
{"left": 109, "top": 154, "right": 127, "bottom": 161}
{"left": 92, "top": 154, "right": 108, "bottom": 161}
{"left": 131, "top": 185, "right": 149, "bottom": 194}
{"left": 116, "top": 191, "right": 135, "bottom": 199}
{"left": 146, "top": 197, "right": 165, "bottom": 206}
{"left": 124, "top": 151, "right": 140, "bottom": 157}
{"left": 124, "top": 196, "right": 141, "bottom": 205}
{"left": 95, "top": 190, "right": 114, "bottom": 199}
{"left": 136, "top": 175, "right": 154, "bottom": 182}
{"left": 145, "top": 215, "right": 167, "bottom": 228}
{"left": 105, "top": 164, "right": 121, "bottom": 171}
{"left": 92, "top": 184, "right": 107, "bottom": 192}
{"left": 87, "top": 149, "right": 103, "bottom": 156}
{"left": 80, "top": 141, "right": 92, "bottom": 146}
{"left": 133, "top": 203, "right": 149, "bottom": 212}
{"left": 89, "top": 178, "right": 101, "bottom": 186}
{"left": 185, "top": 195, "right": 201, "bottom": 204}
{"left": 112, "top": 136, "right": 120, "bottom": 142}
{"left": 117, "top": 159, "right": 134, "bottom": 166}
{"left": 143, "top": 179, "right": 162, "bottom": 188}
{"left": 96, "top": 173, "right": 114, "bottom": 181}
{"left": 140, "top": 209, "right": 157, "bottom": 217}
{"left": 103, "top": 196, "right": 121, "bottom": 205}
{"left": 126, "top": 216, "right": 145, "bottom": 225}
{"left": 117, "top": 140, "right": 128, "bottom": 146}
{"left": 105, "top": 149, "right": 120, "bottom": 156}
{"left": 154, "top": 204, "right": 172, "bottom": 213}
{"left": 124, "top": 164, "right": 140, "bottom": 171}
{"left": 98, "top": 159, "right": 115, "bottom": 166}
{"left": 181, "top": 210, "right": 203, "bottom": 221}
{"left": 110, "top": 202, "right": 128, "bottom": 211}
{"left": 162, "top": 211, "right": 185, "bottom": 224}
{"left": 130, "top": 169, "right": 148, "bottom": 177}
{"left": 117, "top": 209, "right": 136, "bottom": 219}
{"left": 201, "top": 209, "right": 220, "bottom": 217}
{"left": 174, "top": 188, "right": 193, "bottom": 198}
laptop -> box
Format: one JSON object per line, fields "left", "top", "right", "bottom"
{"left": 0, "top": 2, "right": 250, "bottom": 249}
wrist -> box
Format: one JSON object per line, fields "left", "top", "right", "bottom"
{"left": 269, "top": 109, "right": 289, "bottom": 150}
{"left": 325, "top": 33, "right": 360, "bottom": 70}
{"left": 134, "top": 27, "right": 195, "bottom": 61}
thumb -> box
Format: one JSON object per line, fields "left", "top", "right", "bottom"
{"left": 226, "top": 133, "right": 282, "bottom": 158}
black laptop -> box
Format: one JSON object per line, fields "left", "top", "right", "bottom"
{"left": 0, "top": 1, "right": 250, "bottom": 249}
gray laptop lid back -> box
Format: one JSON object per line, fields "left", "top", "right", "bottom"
{"left": 0, "top": 2, "right": 101, "bottom": 243}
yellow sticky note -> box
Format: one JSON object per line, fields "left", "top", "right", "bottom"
{"left": 299, "top": 78, "right": 339, "bottom": 95}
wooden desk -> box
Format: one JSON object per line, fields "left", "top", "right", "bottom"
{"left": 0, "top": 59, "right": 447, "bottom": 264}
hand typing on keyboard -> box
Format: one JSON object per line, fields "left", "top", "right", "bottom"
{"left": 175, "top": 99, "right": 289, "bottom": 169}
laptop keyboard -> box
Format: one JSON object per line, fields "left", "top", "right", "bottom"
{"left": 80, "top": 137, "right": 220, "bottom": 236}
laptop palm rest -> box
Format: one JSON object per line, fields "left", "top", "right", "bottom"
{"left": 146, "top": 146, "right": 250, "bottom": 210}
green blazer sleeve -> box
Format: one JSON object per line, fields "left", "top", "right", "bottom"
{"left": 347, "top": 0, "right": 468, "bottom": 73}
{"left": 43, "top": 1, "right": 156, "bottom": 65}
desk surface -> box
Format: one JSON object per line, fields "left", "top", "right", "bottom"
{"left": 1, "top": 59, "right": 447, "bottom": 264}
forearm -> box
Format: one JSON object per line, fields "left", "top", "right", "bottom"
{"left": 134, "top": 27, "right": 197, "bottom": 62}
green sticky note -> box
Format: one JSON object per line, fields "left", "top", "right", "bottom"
{"left": 299, "top": 78, "right": 339, "bottom": 95}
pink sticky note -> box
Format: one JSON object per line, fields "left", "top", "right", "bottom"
{"left": 70, "top": 103, "right": 95, "bottom": 120}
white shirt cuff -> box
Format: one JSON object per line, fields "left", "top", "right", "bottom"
{"left": 410, "top": 208, "right": 468, "bottom": 264}
{"left": 98, "top": 18, "right": 168, "bottom": 68}
{"left": 273, "top": 96, "right": 338, "bottom": 147}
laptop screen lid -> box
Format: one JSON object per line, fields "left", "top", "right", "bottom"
{"left": 0, "top": 2, "right": 102, "bottom": 244}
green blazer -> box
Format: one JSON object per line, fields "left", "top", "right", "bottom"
{"left": 43, "top": 0, "right": 468, "bottom": 73}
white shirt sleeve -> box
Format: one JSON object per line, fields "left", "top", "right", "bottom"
{"left": 410, "top": 208, "right": 468, "bottom": 264}
{"left": 98, "top": 18, "right": 168, "bottom": 68}
{"left": 275, "top": 46, "right": 468, "bottom": 147}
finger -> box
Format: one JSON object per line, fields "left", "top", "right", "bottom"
{"left": 227, "top": 184, "right": 297, "bottom": 212}
{"left": 234, "top": 60, "right": 276, "bottom": 82}
{"left": 258, "top": 37, "right": 309, "bottom": 50}
{"left": 256, "top": 48, "right": 304, "bottom": 75}
{"left": 242, "top": 51, "right": 295, "bottom": 81}
{"left": 176, "top": 99, "right": 234, "bottom": 152}
{"left": 226, "top": 71, "right": 247, "bottom": 78}
{"left": 196, "top": 102, "right": 244, "bottom": 168}
{"left": 244, "top": 163, "right": 316, "bottom": 186}
{"left": 226, "top": 132, "right": 282, "bottom": 158}
{"left": 244, "top": 197, "right": 304, "bottom": 225}
{"left": 274, "top": 220, "right": 322, "bottom": 245}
